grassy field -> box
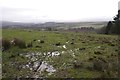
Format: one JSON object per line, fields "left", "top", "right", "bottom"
{"left": 2, "top": 28, "right": 119, "bottom": 78}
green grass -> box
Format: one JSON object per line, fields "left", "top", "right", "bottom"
{"left": 0, "top": 29, "right": 2, "bottom": 38}
{"left": 2, "top": 28, "right": 119, "bottom": 78}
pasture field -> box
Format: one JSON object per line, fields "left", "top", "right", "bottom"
{"left": 2, "top": 28, "right": 119, "bottom": 78}
{"left": 0, "top": 29, "right": 2, "bottom": 37}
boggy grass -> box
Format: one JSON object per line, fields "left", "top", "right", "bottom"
{"left": 2, "top": 38, "right": 26, "bottom": 51}
{"left": 2, "top": 38, "right": 11, "bottom": 51}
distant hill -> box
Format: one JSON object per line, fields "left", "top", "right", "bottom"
{"left": 2, "top": 21, "right": 108, "bottom": 29}
{"left": 2, "top": 21, "right": 35, "bottom": 27}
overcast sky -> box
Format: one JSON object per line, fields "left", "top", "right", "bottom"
{"left": 1, "top": 0, "right": 120, "bottom": 23}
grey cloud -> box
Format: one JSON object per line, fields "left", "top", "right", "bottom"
{"left": 118, "top": 1, "right": 120, "bottom": 10}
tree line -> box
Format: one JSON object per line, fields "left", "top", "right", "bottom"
{"left": 105, "top": 10, "right": 120, "bottom": 34}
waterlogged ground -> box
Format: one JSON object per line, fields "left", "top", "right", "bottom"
{"left": 2, "top": 29, "right": 119, "bottom": 78}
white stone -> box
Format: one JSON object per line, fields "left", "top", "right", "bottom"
{"left": 97, "top": 46, "right": 101, "bottom": 49}
{"left": 63, "top": 45, "right": 67, "bottom": 49}
{"left": 38, "top": 40, "right": 40, "bottom": 42}
{"left": 51, "top": 51, "right": 60, "bottom": 57}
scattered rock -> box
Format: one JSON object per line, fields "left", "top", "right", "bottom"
{"left": 66, "top": 41, "right": 69, "bottom": 44}
{"left": 37, "top": 40, "right": 40, "bottom": 42}
{"left": 51, "top": 51, "right": 60, "bottom": 57}
{"left": 72, "top": 53, "right": 75, "bottom": 57}
{"left": 33, "top": 61, "right": 42, "bottom": 72}
{"left": 63, "top": 45, "right": 67, "bottom": 49}
{"left": 33, "top": 61, "right": 56, "bottom": 75}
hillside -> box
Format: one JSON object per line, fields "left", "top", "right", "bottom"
{"left": 2, "top": 21, "right": 108, "bottom": 29}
